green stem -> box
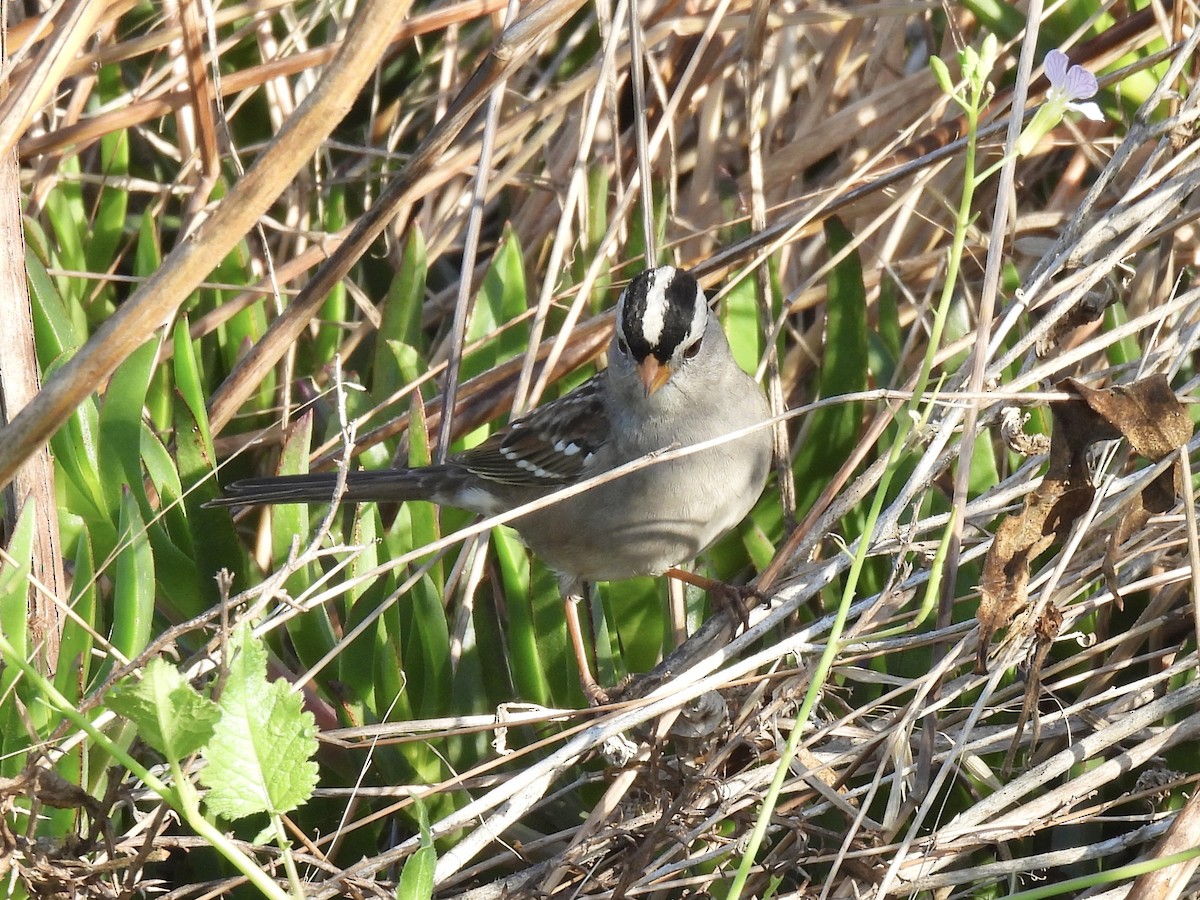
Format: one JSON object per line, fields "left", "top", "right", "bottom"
{"left": 273, "top": 812, "right": 306, "bottom": 899}
{"left": 726, "top": 62, "right": 988, "bottom": 900}
{"left": 1004, "top": 848, "right": 1200, "bottom": 899}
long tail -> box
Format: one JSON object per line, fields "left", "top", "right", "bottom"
{"left": 206, "top": 466, "right": 465, "bottom": 507}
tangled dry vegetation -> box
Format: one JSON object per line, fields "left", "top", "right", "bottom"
{"left": 4, "top": 0, "right": 1200, "bottom": 897}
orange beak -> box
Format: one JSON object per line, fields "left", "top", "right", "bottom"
{"left": 638, "top": 357, "right": 672, "bottom": 397}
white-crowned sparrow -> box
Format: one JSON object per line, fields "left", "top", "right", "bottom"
{"left": 213, "top": 265, "right": 774, "bottom": 701}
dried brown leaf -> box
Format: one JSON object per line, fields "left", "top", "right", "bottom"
{"left": 1003, "top": 605, "right": 1064, "bottom": 773}
{"left": 978, "top": 375, "right": 1191, "bottom": 669}
{"left": 1064, "top": 374, "right": 1192, "bottom": 460}
{"left": 1103, "top": 505, "right": 1152, "bottom": 611}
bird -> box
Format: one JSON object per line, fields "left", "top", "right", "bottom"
{"left": 210, "top": 265, "right": 774, "bottom": 703}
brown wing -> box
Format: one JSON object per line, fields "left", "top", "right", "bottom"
{"left": 458, "top": 374, "right": 610, "bottom": 486}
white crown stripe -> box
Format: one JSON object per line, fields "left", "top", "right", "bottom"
{"left": 636, "top": 265, "right": 676, "bottom": 347}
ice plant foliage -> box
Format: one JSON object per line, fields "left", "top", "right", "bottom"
{"left": 1016, "top": 49, "right": 1104, "bottom": 155}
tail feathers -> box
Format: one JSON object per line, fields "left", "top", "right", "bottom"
{"left": 206, "top": 466, "right": 461, "bottom": 508}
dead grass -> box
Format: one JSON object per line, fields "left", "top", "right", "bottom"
{"left": 5, "top": 0, "right": 1200, "bottom": 897}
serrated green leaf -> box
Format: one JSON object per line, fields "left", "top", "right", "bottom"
{"left": 200, "top": 625, "right": 318, "bottom": 820}
{"left": 107, "top": 657, "right": 219, "bottom": 760}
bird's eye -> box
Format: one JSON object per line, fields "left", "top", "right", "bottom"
{"left": 682, "top": 337, "right": 702, "bottom": 360}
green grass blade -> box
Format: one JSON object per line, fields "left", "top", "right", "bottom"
{"left": 792, "top": 218, "right": 868, "bottom": 515}
{"left": 97, "top": 335, "right": 162, "bottom": 518}
{"left": 275, "top": 413, "right": 338, "bottom": 669}
{"left": 0, "top": 501, "right": 37, "bottom": 775}
{"left": 56, "top": 531, "right": 97, "bottom": 701}
{"left": 109, "top": 490, "right": 155, "bottom": 673}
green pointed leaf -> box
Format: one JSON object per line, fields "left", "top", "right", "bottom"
{"left": 86, "top": 127, "right": 129, "bottom": 279}
{"left": 109, "top": 489, "right": 155, "bottom": 667}
{"left": 200, "top": 625, "right": 318, "bottom": 820}
{"left": 26, "top": 244, "right": 84, "bottom": 365}
{"left": 0, "top": 503, "right": 37, "bottom": 773}
{"left": 98, "top": 334, "right": 162, "bottom": 517}
{"left": 134, "top": 210, "right": 162, "bottom": 278}
{"left": 173, "top": 320, "right": 243, "bottom": 612}
{"left": 395, "top": 801, "right": 436, "bottom": 900}
{"left": 107, "top": 657, "right": 219, "bottom": 760}
{"left": 0, "top": 499, "right": 35, "bottom": 657}
{"left": 405, "top": 574, "right": 452, "bottom": 715}
{"left": 720, "top": 270, "right": 764, "bottom": 375}
{"left": 867, "top": 277, "right": 901, "bottom": 387}
{"left": 376, "top": 229, "right": 427, "bottom": 382}
{"left": 464, "top": 231, "right": 527, "bottom": 381}
{"left": 403, "top": 385, "right": 441, "bottom": 585}
{"left": 793, "top": 217, "right": 867, "bottom": 515}
{"left": 493, "top": 527, "right": 544, "bottom": 703}
{"left": 55, "top": 531, "right": 97, "bottom": 701}
{"left": 1104, "top": 302, "right": 1141, "bottom": 366}
{"left": 274, "top": 412, "right": 338, "bottom": 667}
{"left": 43, "top": 160, "right": 87, "bottom": 284}
{"left": 314, "top": 190, "right": 348, "bottom": 367}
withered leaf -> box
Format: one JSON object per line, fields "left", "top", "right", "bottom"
{"left": 1103, "top": 504, "right": 1152, "bottom": 611}
{"left": 1003, "top": 605, "right": 1064, "bottom": 774}
{"left": 1065, "top": 375, "right": 1192, "bottom": 459}
{"left": 977, "top": 374, "right": 1191, "bottom": 670}
{"left": 978, "top": 496, "right": 1058, "bottom": 669}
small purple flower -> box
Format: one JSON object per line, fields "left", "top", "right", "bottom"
{"left": 1044, "top": 49, "right": 1104, "bottom": 121}
{"left": 1016, "top": 48, "right": 1106, "bottom": 155}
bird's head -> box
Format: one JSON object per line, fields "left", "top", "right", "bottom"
{"left": 612, "top": 266, "right": 710, "bottom": 398}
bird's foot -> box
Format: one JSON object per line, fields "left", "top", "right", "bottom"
{"left": 583, "top": 680, "right": 610, "bottom": 707}
{"left": 665, "top": 568, "right": 766, "bottom": 634}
